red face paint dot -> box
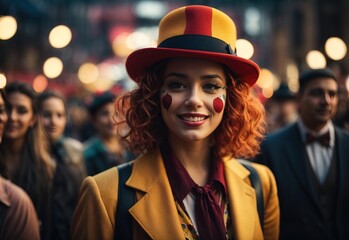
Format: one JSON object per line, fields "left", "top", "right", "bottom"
{"left": 213, "top": 97, "right": 224, "bottom": 113}
{"left": 162, "top": 93, "right": 172, "bottom": 110}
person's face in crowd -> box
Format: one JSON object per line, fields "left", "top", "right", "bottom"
{"left": 41, "top": 97, "right": 67, "bottom": 143}
{"left": 94, "top": 102, "right": 117, "bottom": 139}
{"left": 5, "top": 92, "right": 35, "bottom": 140}
{"left": 298, "top": 77, "right": 338, "bottom": 131}
{"left": 160, "top": 58, "right": 227, "bottom": 143}
{"left": 0, "top": 93, "right": 8, "bottom": 143}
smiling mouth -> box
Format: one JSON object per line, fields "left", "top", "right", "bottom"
{"left": 178, "top": 114, "right": 208, "bottom": 122}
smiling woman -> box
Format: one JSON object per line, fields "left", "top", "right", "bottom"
{"left": 72, "top": 5, "right": 280, "bottom": 240}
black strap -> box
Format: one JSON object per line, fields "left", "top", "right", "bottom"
{"left": 115, "top": 162, "right": 134, "bottom": 240}
{"left": 238, "top": 160, "right": 264, "bottom": 230}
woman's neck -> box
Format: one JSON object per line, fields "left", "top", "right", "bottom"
{"left": 168, "top": 137, "right": 211, "bottom": 186}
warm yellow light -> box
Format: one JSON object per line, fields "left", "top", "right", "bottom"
{"left": 0, "top": 73, "right": 7, "bottom": 88}
{"left": 346, "top": 76, "right": 349, "bottom": 93}
{"left": 78, "top": 63, "right": 99, "bottom": 84}
{"left": 256, "top": 68, "right": 274, "bottom": 88}
{"left": 33, "top": 75, "right": 48, "bottom": 92}
{"left": 49, "top": 25, "right": 72, "bottom": 48}
{"left": 43, "top": 57, "right": 63, "bottom": 79}
{"left": 262, "top": 87, "right": 274, "bottom": 99}
{"left": 0, "top": 16, "right": 17, "bottom": 40}
{"left": 325, "top": 37, "right": 347, "bottom": 61}
{"left": 112, "top": 33, "right": 133, "bottom": 58}
{"left": 306, "top": 50, "right": 326, "bottom": 69}
{"left": 286, "top": 63, "right": 299, "bottom": 92}
{"left": 236, "top": 39, "right": 254, "bottom": 59}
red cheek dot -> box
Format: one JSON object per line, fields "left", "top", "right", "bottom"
{"left": 213, "top": 97, "right": 224, "bottom": 113}
{"left": 162, "top": 94, "right": 172, "bottom": 110}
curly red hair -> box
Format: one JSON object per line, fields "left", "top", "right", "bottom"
{"left": 116, "top": 61, "right": 266, "bottom": 159}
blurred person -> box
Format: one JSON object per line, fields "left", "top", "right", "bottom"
{"left": 83, "top": 90, "right": 134, "bottom": 176}
{"left": 254, "top": 68, "right": 349, "bottom": 240}
{"left": 73, "top": 5, "right": 279, "bottom": 240}
{"left": 266, "top": 83, "right": 298, "bottom": 132}
{"left": 0, "top": 88, "right": 40, "bottom": 240}
{"left": 0, "top": 82, "right": 82, "bottom": 240}
{"left": 38, "top": 90, "right": 86, "bottom": 240}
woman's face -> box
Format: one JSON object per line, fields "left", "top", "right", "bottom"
{"left": 93, "top": 102, "right": 117, "bottom": 139}
{"left": 0, "top": 93, "right": 8, "bottom": 142}
{"left": 160, "top": 58, "right": 227, "bottom": 143}
{"left": 5, "top": 92, "right": 35, "bottom": 140}
{"left": 40, "top": 97, "right": 67, "bottom": 143}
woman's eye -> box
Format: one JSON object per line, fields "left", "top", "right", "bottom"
{"left": 168, "top": 81, "right": 186, "bottom": 90}
{"left": 203, "top": 83, "right": 224, "bottom": 92}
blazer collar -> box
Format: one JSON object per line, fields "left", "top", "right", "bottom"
{"left": 222, "top": 157, "right": 260, "bottom": 240}
{"left": 127, "top": 150, "right": 259, "bottom": 239}
{"left": 127, "top": 150, "right": 185, "bottom": 239}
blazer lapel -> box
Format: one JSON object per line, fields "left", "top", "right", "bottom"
{"left": 127, "top": 150, "right": 184, "bottom": 240}
{"left": 223, "top": 158, "right": 258, "bottom": 240}
{"left": 282, "top": 124, "right": 321, "bottom": 209}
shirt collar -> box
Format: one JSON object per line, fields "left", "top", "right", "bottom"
{"left": 297, "top": 119, "right": 335, "bottom": 147}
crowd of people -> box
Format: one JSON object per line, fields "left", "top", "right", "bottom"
{"left": 0, "top": 4, "right": 349, "bottom": 240}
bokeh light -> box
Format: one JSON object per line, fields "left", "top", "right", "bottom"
{"left": 236, "top": 39, "right": 254, "bottom": 59}
{"left": 306, "top": 50, "right": 326, "bottom": 69}
{"left": 49, "top": 25, "right": 72, "bottom": 48}
{"left": 33, "top": 75, "right": 48, "bottom": 92}
{"left": 0, "top": 73, "right": 7, "bottom": 88}
{"left": 43, "top": 57, "right": 64, "bottom": 78}
{"left": 256, "top": 68, "right": 274, "bottom": 88}
{"left": 262, "top": 87, "right": 274, "bottom": 99}
{"left": 324, "top": 37, "right": 347, "bottom": 61}
{"left": 0, "top": 16, "right": 17, "bottom": 40}
{"left": 78, "top": 63, "right": 99, "bottom": 84}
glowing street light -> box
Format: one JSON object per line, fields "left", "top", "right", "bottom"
{"left": 49, "top": 25, "right": 72, "bottom": 48}
{"left": 0, "top": 16, "right": 17, "bottom": 40}
{"left": 306, "top": 50, "right": 326, "bottom": 69}
{"left": 43, "top": 57, "right": 63, "bottom": 78}
{"left": 325, "top": 37, "right": 347, "bottom": 61}
{"left": 236, "top": 39, "right": 254, "bottom": 59}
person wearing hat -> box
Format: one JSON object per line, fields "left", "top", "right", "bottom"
{"left": 72, "top": 5, "right": 279, "bottom": 240}
{"left": 266, "top": 83, "right": 298, "bottom": 132}
{"left": 83, "top": 90, "right": 134, "bottom": 176}
{"left": 254, "top": 68, "right": 349, "bottom": 239}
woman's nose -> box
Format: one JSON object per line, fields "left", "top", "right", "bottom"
{"left": 184, "top": 85, "right": 203, "bottom": 108}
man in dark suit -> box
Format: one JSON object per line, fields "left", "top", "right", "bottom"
{"left": 254, "top": 68, "right": 349, "bottom": 240}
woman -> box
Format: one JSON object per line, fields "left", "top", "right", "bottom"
{"left": 72, "top": 5, "right": 279, "bottom": 240}
{"left": 0, "top": 83, "right": 54, "bottom": 239}
{"left": 38, "top": 90, "right": 86, "bottom": 239}
{"left": 0, "top": 88, "right": 40, "bottom": 240}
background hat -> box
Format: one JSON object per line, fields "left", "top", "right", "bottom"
{"left": 86, "top": 91, "right": 115, "bottom": 115}
{"left": 272, "top": 83, "right": 296, "bottom": 100}
{"left": 299, "top": 68, "right": 337, "bottom": 88}
{"left": 126, "top": 5, "right": 260, "bottom": 86}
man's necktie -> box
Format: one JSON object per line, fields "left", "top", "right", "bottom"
{"left": 305, "top": 131, "right": 330, "bottom": 147}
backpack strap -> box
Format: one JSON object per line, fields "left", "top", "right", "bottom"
{"left": 238, "top": 160, "right": 264, "bottom": 230}
{"left": 115, "top": 162, "right": 135, "bottom": 240}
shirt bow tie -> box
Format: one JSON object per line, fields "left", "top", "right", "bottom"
{"left": 305, "top": 131, "right": 330, "bottom": 147}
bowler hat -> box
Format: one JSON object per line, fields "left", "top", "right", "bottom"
{"left": 272, "top": 84, "right": 296, "bottom": 100}
{"left": 126, "top": 5, "right": 260, "bottom": 86}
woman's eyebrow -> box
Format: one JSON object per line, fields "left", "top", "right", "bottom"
{"left": 164, "top": 72, "right": 187, "bottom": 79}
{"left": 202, "top": 74, "right": 224, "bottom": 82}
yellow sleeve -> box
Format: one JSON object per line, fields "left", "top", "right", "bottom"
{"left": 72, "top": 168, "right": 119, "bottom": 240}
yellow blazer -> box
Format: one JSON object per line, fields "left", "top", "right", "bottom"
{"left": 72, "top": 150, "right": 279, "bottom": 240}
